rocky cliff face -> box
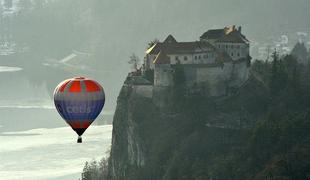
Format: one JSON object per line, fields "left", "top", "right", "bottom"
{"left": 107, "top": 73, "right": 269, "bottom": 180}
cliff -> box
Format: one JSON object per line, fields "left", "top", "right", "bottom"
{"left": 81, "top": 54, "right": 310, "bottom": 180}
{"left": 106, "top": 72, "right": 270, "bottom": 180}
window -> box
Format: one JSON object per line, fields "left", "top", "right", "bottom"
{"left": 218, "top": 45, "right": 221, "bottom": 48}
{"left": 231, "top": 52, "right": 234, "bottom": 57}
{"left": 184, "top": 56, "right": 188, "bottom": 61}
{"left": 195, "top": 56, "right": 197, "bottom": 60}
{"left": 198, "top": 55, "right": 201, "bottom": 59}
{"left": 175, "top": 56, "right": 179, "bottom": 60}
{"left": 226, "top": 45, "right": 228, "bottom": 49}
{"left": 237, "top": 52, "right": 240, "bottom": 57}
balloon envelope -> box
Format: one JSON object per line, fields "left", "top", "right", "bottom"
{"left": 54, "top": 77, "right": 105, "bottom": 137}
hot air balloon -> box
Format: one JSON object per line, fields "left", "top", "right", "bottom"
{"left": 54, "top": 77, "right": 105, "bottom": 143}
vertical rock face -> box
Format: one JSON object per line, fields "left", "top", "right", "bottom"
{"left": 108, "top": 84, "right": 156, "bottom": 179}
{"left": 107, "top": 73, "right": 269, "bottom": 180}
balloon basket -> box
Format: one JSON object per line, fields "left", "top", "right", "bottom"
{"left": 77, "top": 136, "right": 82, "bottom": 143}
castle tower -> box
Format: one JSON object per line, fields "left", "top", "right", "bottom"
{"left": 153, "top": 51, "right": 173, "bottom": 87}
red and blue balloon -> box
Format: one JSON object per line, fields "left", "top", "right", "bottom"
{"left": 54, "top": 77, "right": 105, "bottom": 143}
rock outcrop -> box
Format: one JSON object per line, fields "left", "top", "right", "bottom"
{"left": 107, "top": 72, "right": 269, "bottom": 180}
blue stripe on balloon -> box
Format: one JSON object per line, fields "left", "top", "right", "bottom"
{"left": 54, "top": 99, "right": 104, "bottom": 121}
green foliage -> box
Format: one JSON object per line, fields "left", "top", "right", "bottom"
{"left": 269, "top": 51, "right": 288, "bottom": 95}
{"left": 92, "top": 53, "right": 310, "bottom": 180}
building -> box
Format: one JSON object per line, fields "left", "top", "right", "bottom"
{"left": 143, "top": 25, "right": 251, "bottom": 97}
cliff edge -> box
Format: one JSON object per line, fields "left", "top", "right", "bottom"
{"left": 107, "top": 72, "right": 269, "bottom": 180}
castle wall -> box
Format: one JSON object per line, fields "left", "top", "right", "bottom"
{"left": 169, "top": 52, "right": 216, "bottom": 65}
{"left": 215, "top": 42, "right": 249, "bottom": 61}
{"left": 154, "top": 64, "right": 173, "bottom": 87}
{"left": 229, "top": 61, "right": 249, "bottom": 87}
{"left": 182, "top": 62, "right": 235, "bottom": 97}
{"left": 195, "top": 66, "right": 228, "bottom": 96}
{"left": 169, "top": 54, "right": 194, "bottom": 64}
{"left": 146, "top": 54, "right": 157, "bottom": 69}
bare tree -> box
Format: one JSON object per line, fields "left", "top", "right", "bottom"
{"left": 128, "top": 53, "right": 140, "bottom": 71}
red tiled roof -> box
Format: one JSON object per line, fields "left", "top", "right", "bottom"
{"left": 164, "top": 34, "right": 177, "bottom": 43}
{"left": 200, "top": 29, "right": 225, "bottom": 40}
{"left": 147, "top": 39, "right": 215, "bottom": 55}
{"left": 215, "top": 30, "right": 249, "bottom": 43}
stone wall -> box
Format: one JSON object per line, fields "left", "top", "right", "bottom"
{"left": 154, "top": 64, "right": 173, "bottom": 87}
{"left": 230, "top": 60, "right": 250, "bottom": 87}
{"left": 153, "top": 59, "right": 249, "bottom": 97}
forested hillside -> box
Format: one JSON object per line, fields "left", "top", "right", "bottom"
{"left": 81, "top": 52, "right": 310, "bottom": 180}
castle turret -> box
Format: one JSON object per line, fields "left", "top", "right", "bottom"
{"left": 153, "top": 51, "right": 173, "bottom": 87}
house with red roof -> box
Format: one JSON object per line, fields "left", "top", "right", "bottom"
{"left": 143, "top": 25, "right": 251, "bottom": 97}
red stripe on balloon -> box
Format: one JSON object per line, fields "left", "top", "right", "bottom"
{"left": 69, "top": 80, "right": 81, "bottom": 92}
{"left": 59, "top": 80, "right": 71, "bottom": 92}
{"left": 68, "top": 121, "right": 92, "bottom": 129}
{"left": 84, "top": 80, "right": 101, "bottom": 92}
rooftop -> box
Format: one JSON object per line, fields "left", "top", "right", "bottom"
{"left": 200, "top": 29, "right": 225, "bottom": 40}
{"left": 200, "top": 25, "right": 249, "bottom": 43}
{"left": 215, "top": 30, "right": 249, "bottom": 43}
{"left": 147, "top": 35, "right": 215, "bottom": 55}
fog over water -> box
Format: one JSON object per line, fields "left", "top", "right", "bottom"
{"left": 0, "top": 125, "right": 112, "bottom": 180}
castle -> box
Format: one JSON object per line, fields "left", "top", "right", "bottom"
{"left": 127, "top": 25, "right": 251, "bottom": 97}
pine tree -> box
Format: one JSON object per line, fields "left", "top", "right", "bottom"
{"left": 269, "top": 50, "right": 288, "bottom": 95}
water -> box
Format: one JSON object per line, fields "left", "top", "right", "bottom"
{"left": 0, "top": 125, "right": 112, "bottom": 180}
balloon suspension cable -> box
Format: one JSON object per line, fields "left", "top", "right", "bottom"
{"left": 77, "top": 136, "right": 82, "bottom": 143}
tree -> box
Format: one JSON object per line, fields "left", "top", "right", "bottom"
{"left": 128, "top": 53, "right": 140, "bottom": 71}
{"left": 269, "top": 50, "right": 288, "bottom": 95}
{"left": 283, "top": 55, "right": 300, "bottom": 93}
